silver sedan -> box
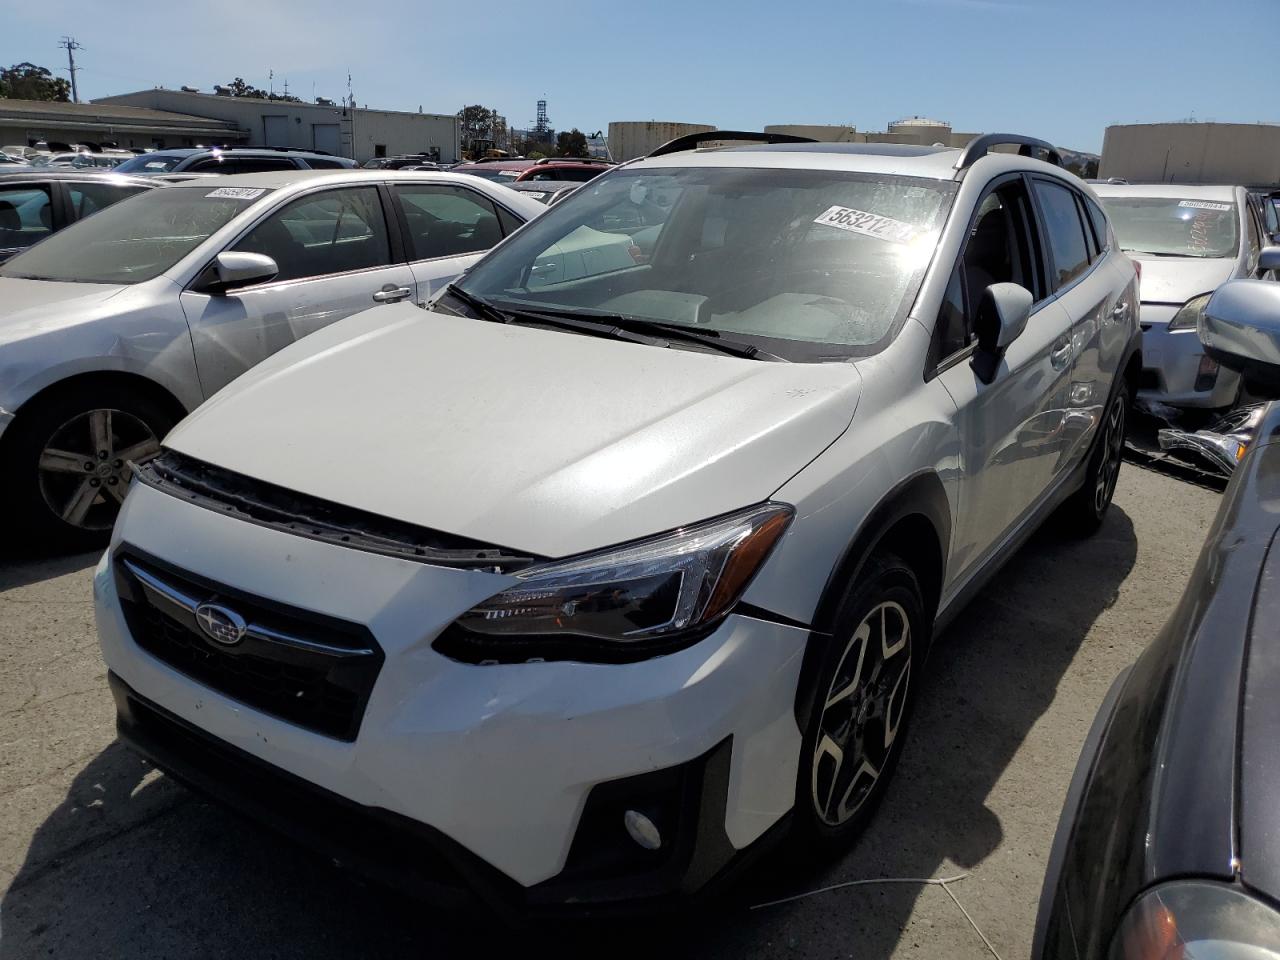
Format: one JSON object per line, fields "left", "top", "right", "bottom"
{"left": 0, "top": 170, "right": 545, "bottom": 545}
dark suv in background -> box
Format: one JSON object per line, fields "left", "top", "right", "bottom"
{"left": 114, "top": 148, "right": 356, "bottom": 176}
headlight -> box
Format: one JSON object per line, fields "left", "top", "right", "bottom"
{"left": 1110, "top": 881, "right": 1280, "bottom": 959}
{"left": 436, "top": 502, "right": 794, "bottom": 663}
{"left": 1168, "top": 293, "right": 1213, "bottom": 331}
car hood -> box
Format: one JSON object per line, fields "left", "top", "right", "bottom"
{"left": 1132, "top": 255, "right": 1237, "bottom": 305}
{"left": 167, "top": 306, "right": 863, "bottom": 557}
{"left": 0, "top": 277, "right": 128, "bottom": 341}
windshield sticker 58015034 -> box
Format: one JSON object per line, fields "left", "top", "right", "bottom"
{"left": 813, "top": 206, "right": 917, "bottom": 244}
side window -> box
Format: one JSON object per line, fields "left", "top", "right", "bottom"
{"left": 495, "top": 205, "right": 524, "bottom": 236}
{"left": 394, "top": 184, "right": 503, "bottom": 260}
{"left": 1032, "top": 179, "right": 1090, "bottom": 290}
{"left": 232, "top": 186, "right": 392, "bottom": 283}
{"left": 0, "top": 185, "right": 53, "bottom": 251}
{"left": 235, "top": 157, "right": 299, "bottom": 174}
{"left": 303, "top": 157, "right": 345, "bottom": 170}
{"left": 1076, "top": 195, "right": 1098, "bottom": 262}
{"left": 69, "top": 182, "right": 147, "bottom": 219}
{"left": 1084, "top": 196, "right": 1110, "bottom": 254}
{"left": 934, "top": 178, "right": 1041, "bottom": 363}
{"left": 1246, "top": 205, "right": 1262, "bottom": 273}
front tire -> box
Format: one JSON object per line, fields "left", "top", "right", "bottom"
{"left": 792, "top": 554, "right": 926, "bottom": 852}
{"left": 3, "top": 383, "right": 173, "bottom": 550}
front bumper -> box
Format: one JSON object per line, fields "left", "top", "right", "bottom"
{"left": 1138, "top": 313, "right": 1240, "bottom": 409}
{"left": 95, "top": 481, "right": 807, "bottom": 907}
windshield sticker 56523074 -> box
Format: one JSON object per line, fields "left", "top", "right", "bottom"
{"left": 813, "top": 206, "right": 917, "bottom": 244}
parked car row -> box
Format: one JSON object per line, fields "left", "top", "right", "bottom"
{"left": 8, "top": 127, "right": 1280, "bottom": 951}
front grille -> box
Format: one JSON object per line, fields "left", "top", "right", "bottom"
{"left": 115, "top": 552, "right": 383, "bottom": 741}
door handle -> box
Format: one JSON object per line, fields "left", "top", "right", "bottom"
{"left": 1110, "top": 302, "right": 1129, "bottom": 322}
{"left": 1050, "top": 340, "right": 1072, "bottom": 369}
{"left": 373, "top": 286, "right": 411, "bottom": 303}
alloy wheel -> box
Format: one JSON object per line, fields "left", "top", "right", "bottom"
{"left": 811, "top": 600, "right": 913, "bottom": 826}
{"left": 36, "top": 408, "right": 161, "bottom": 531}
{"left": 1094, "top": 395, "right": 1126, "bottom": 514}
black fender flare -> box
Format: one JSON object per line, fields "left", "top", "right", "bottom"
{"left": 792, "top": 469, "right": 951, "bottom": 731}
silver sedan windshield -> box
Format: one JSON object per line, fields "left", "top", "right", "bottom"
{"left": 456, "top": 167, "right": 954, "bottom": 357}
{"left": 0, "top": 186, "right": 270, "bottom": 284}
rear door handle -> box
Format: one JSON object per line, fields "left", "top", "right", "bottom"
{"left": 373, "top": 286, "right": 411, "bottom": 303}
{"left": 1111, "top": 302, "right": 1129, "bottom": 322}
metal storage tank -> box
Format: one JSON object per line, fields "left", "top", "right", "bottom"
{"left": 886, "top": 116, "right": 953, "bottom": 145}
{"left": 1099, "top": 122, "right": 1280, "bottom": 185}
{"left": 607, "top": 121, "right": 714, "bottom": 161}
{"left": 764, "top": 124, "right": 857, "bottom": 142}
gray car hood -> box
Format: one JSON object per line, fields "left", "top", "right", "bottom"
{"left": 0, "top": 277, "right": 128, "bottom": 341}
{"left": 167, "top": 306, "right": 863, "bottom": 558}
{"left": 1133, "top": 255, "right": 1237, "bottom": 305}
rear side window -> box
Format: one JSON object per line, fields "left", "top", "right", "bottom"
{"left": 394, "top": 184, "right": 504, "bottom": 260}
{"left": 186, "top": 156, "right": 235, "bottom": 173}
{"left": 232, "top": 186, "right": 392, "bottom": 283}
{"left": 0, "top": 185, "right": 53, "bottom": 251}
{"left": 1033, "top": 179, "right": 1090, "bottom": 289}
{"left": 69, "top": 181, "right": 148, "bottom": 219}
{"left": 303, "top": 157, "right": 345, "bottom": 169}
{"left": 1084, "top": 196, "right": 1109, "bottom": 253}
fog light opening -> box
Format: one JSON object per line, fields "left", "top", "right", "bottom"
{"left": 1195, "top": 355, "right": 1221, "bottom": 392}
{"left": 623, "top": 809, "right": 663, "bottom": 851}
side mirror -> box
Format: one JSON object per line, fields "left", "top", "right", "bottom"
{"left": 196, "top": 251, "right": 278, "bottom": 294}
{"left": 1201, "top": 279, "right": 1280, "bottom": 398}
{"left": 971, "top": 282, "right": 1033, "bottom": 384}
{"left": 1258, "top": 246, "right": 1280, "bottom": 272}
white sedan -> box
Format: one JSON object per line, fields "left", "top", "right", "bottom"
{"left": 0, "top": 170, "right": 545, "bottom": 544}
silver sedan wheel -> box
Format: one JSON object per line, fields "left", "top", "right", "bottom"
{"left": 37, "top": 408, "right": 161, "bottom": 531}
{"left": 811, "top": 600, "right": 912, "bottom": 826}
{"left": 1094, "top": 394, "right": 1125, "bottom": 514}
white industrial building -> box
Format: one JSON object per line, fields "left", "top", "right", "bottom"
{"left": 94, "top": 89, "right": 461, "bottom": 163}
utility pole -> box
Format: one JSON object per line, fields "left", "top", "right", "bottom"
{"left": 58, "top": 36, "right": 83, "bottom": 103}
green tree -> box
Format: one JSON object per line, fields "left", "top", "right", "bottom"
{"left": 458, "top": 104, "right": 497, "bottom": 152}
{"left": 556, "top": 128, "right": 589, "bottom": 158}
{"left": 0, "top": 62, "right": 71, "bottom": 102}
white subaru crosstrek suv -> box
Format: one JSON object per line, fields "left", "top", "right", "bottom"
{"left": 95, "top": 132, "right": 1140, "bottom": 914}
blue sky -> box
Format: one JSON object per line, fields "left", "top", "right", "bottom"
{"left": 4, "top": 0, "right": 1272, "bottom": 153}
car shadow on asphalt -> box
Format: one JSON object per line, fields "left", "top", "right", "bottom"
{"left": 0, "top": 508, "right": 1138, "bottom": 960}
{"left": 0, "top": 541, "right": 100, "bottom": 593}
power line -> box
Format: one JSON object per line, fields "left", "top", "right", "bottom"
{"left": 57, "top": 36, "right": 83, "bottom": 103}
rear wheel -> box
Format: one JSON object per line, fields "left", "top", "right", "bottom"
{"left": 1061, "top": 381, "right": 1128, "bottom": 535}
{"left": 3, "top": 383, "right": 173, "bottom": 549}
{"left": 792, "top": 554, "right": 926, "bottom": 852}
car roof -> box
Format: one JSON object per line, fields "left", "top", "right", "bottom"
{"left": 454, "top": 159, "right": 536, "bottom": 171}
{"left": 1091, "top": 182, "right": 1242, "bottom": 202}
{"left": 0, "top": 170, "right": 157, "bottom": 187}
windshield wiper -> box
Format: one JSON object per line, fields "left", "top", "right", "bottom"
{"left": 496, "top": 304, "right": 785, "bottom": 361}
{"left": 440, "top": 284, "right": 512, "bottom": 324}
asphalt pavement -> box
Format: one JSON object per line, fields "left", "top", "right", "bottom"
{"left": 0, "top": 464, "right": 1220, "bottom": 959}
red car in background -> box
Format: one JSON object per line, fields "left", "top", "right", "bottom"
{"left": 452, "top": 156, "right": 614, "bottom": 184}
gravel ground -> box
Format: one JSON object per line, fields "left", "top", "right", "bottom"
{"left": 0, "top": 464, "right": 1220, "bottom": 960}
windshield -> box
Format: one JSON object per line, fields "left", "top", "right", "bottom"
{"left": 1100, "top": 196, "right": 1240, "bottom": 258}
{"left": 454, "top": 167, "right": 954, "bottom": 360}
{"left": 0, "top": 185, "right": 269, "bottom": 284}
{"left": 114, "top": 153, "right": 188, "bottom": 174}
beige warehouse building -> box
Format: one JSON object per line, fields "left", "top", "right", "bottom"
{"left": 95, "top": 89, "right": 461, "bottom": 164}
{"left": 1099, "top": 122, "right": 1280, "bottom": 186}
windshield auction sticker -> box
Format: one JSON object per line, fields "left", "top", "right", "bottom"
{"left": 814, "top": 206, "right": 916, "bottom": 243}
{"left": 1177, "top": 200, "right": 1232, "bottom": 211}
{"left": 205, "top": 187, "right": 267, "bottom": 200}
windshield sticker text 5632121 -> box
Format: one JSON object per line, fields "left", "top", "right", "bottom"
{"left": 813, "top": 206, "right": 916, "bottom": 244}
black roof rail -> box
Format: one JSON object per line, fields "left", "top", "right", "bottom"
{"left": 648, "top": 130, "right": 817, "bottom": 158}
{"left": 955, "top": 134, "right": 1061, "bottom": 171}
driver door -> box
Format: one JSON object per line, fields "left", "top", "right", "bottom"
{"left": 934, "top": 175, "right": 1075, "bottom": 581}
{"left": 179, "top": 184, "right": 414, "bottom": 397}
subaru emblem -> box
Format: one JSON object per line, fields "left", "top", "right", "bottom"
{"left": 194, "top": 603, "right": 247, "bottom": 646}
